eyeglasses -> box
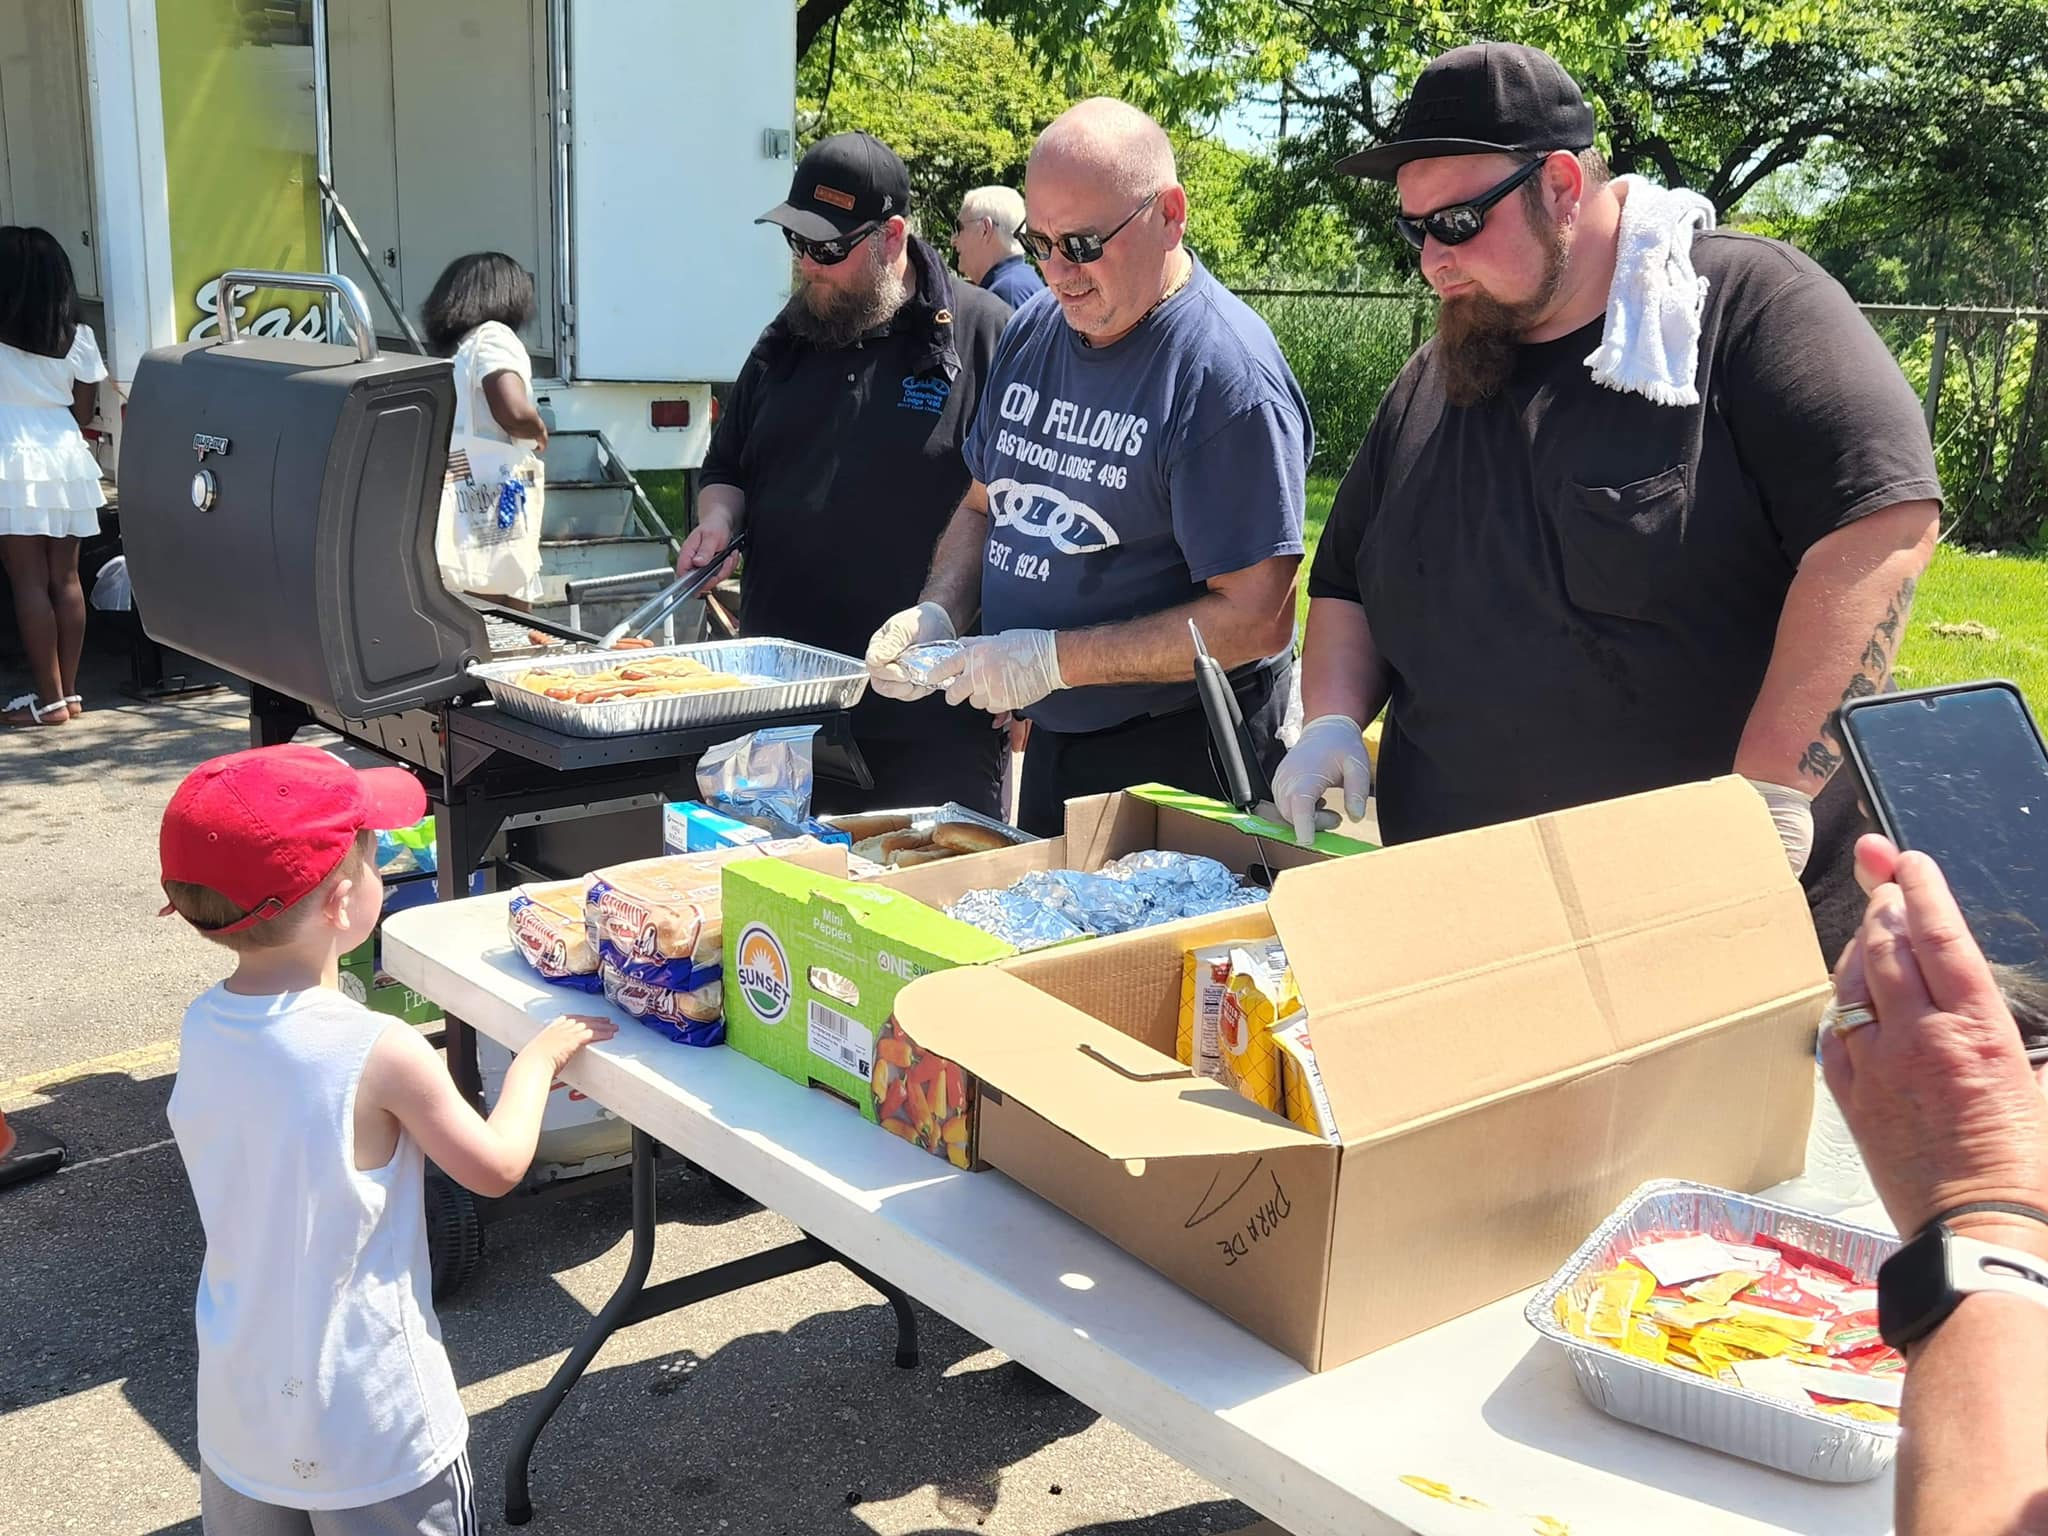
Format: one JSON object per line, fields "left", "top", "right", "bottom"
{"left": 1017, "top": 190, "right": 1160, "bottom": 266}
{"left": 1394, "top": 159, "right": 1544, "bottom": 251}
{"left": 783, "top": 221, "right": 881, "bottom": 266}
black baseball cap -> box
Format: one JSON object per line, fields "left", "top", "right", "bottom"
{"left": 757, "top": 132, "right": 912, "bottom": 240}
{"left": 1337, "top": 43, "right": 1595, "bottom": 181}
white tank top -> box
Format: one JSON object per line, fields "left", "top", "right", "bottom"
{"left": 166, "top": 986, "right": 467, "bottom": 1509}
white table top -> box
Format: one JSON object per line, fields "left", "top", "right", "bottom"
{"left": 385, "top": 895, "right": 1897, "bottom": 1536}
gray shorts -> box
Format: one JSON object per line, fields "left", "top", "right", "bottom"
{"left": 200, "top": 1455, "right": 477, "bottom": 1536}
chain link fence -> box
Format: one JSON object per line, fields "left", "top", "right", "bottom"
{"left": 1240, "top": 289, "right": 2048, "bottom": 551}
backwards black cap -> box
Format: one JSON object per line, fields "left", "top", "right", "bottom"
{"left": 757, "top": 131, "right": 912, "bottom": 240}
{"left": 1337, "top": 42, "right": 1595, "bottom": 181}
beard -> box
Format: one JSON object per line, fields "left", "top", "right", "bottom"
{"left": 1435, "top": 208, "right": 1572, "bottom": 407}
{"left": 787, "top": 240, "right": 911, "bottom": 350}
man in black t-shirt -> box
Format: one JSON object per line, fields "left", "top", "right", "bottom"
{"left": 676, "top": 132, "right": 1012, "bottom": 814}
{"left": 1273, "top": 44, "right": 1941, "bottom": 960}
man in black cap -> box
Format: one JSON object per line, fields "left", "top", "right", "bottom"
{"left": 676, "top": 131, "right": 1012, "bottom": 813}
{"left": 1273, "top": 42, "right": 1942, "bottom": 959}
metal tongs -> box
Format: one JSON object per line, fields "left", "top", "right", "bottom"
{"left": 599, "top": 529, "right": 750, "bottom": 649}
{"left": 1190, "top": 618, "right": 1277, "bottom": 887}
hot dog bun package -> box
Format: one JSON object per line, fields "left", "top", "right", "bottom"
{"left": 507, "top": 877, "right": 601, "bottom": 991}
{"left": 580, "top": 840, "right": 848, "bottom": 1045}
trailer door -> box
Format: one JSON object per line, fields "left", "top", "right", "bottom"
{"left": 0, "top": 0, "right": 99, "bottom": 298}
{"left": 565, "top": 0, "right": 793, "bottom": 382}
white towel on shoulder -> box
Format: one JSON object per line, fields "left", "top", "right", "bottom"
{"left": 1583, "top": 174, "right": 1717, "bottom": 406}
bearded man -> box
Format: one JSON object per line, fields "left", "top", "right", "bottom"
{"left": 1272, "top": 43, "right": 1941, "bottom": 959}
{"left": 678, "top": 132, "right": 1012, "bottom": 812}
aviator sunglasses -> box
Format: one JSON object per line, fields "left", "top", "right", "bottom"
{"left": 1394, "top": 158, "right": 1544, "bottom": 250}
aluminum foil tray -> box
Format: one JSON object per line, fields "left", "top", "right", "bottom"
{"left": 1525, "top": 1179, "right": 1901, "bottom": 1483}
{"left": 825, "top": 803, "right": 1038, "bottom": 846}
{"left": 469, "top": 639, "right": 869, "bottom": 738}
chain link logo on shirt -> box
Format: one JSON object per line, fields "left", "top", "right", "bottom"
{"left": 986, "top": 477, "right": 1121, "bottom": 555}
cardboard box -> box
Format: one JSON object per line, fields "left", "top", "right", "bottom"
{"left": 663, "top": 800, "right": 849, "bottom": 856}
{"left": 724, "top": 786, "right": 1373, "bottom": 1163}
{"left": 893, "top": 777, "right": 1828, "bottom": 1372}
{"left": 721, "top": 858, "right": 1015, "bottom": 1159}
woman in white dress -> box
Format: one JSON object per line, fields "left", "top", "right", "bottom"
{"left": 0, "top": 226, "right": 106, "bottom": 727}
{"left": 422, "top": 252, "right": 549, "bottom": 608}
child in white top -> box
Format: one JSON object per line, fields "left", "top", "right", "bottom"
{"left": 161, "top": 744, "right": 614, "bottom": 1535}
{"left": 0, "top": 226, "right": 107, "bottom": 727}
{"left": 422, "top": 252, "right": 549, "bottom": 608}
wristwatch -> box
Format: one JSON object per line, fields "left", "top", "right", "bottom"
{"left": 1878, "top": 1222, "right": 2048, "bottom": 1348}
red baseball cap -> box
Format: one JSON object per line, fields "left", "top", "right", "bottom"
{"left": 160, "top": 744, "right": 427, "bottom": 933}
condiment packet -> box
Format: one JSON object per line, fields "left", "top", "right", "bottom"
{"left": 1681, "top": 1270, "right": 1760, "bottom": 1308}
{"left": 1731, "top": 1357, "right": 1811, "bottom": 1404}
{"left": 1786, "top": 1362, "right": 1905, "bottom": 1409}
{"left": 1631, "top": 1235, "right": 1742, "bottom": 1287}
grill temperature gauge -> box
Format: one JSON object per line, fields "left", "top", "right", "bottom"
{"left": 191, "top": 470, "right": 217, "bottom": 511}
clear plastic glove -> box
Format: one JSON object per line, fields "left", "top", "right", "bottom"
{"left": 865, "top": 602, "right": 958, "bottom": 701}
{"left": 928, "top": 630, "right": 1066, "bottom": 715}
{"left": 1747, "top": 777, "right": 1815, "bottom": 877}
{"left": 1272, "top": 715, "right": 1372, "bottom": 847}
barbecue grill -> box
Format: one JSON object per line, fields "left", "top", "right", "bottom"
{"left": 119, "top": 273, "right": 870, "bottom": 1289}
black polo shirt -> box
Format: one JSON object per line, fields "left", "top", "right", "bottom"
{"left": 1310, "top": 231, "right": 1942, "bottom": 951}
{"left": 702, "top": 237, "right": 1009, "bottom": 741}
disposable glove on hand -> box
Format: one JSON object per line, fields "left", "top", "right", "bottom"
{"left": 864, "top": 602, "right": 957, "bottom": 701}
{"left": 1747, "top": 777, "right": 1815, "bottom": 877}
{"left": 929, "top": 630, "right": 1066, "bottom": 715}
{"left": 1272, "top": 714, "right": 1372, "bottom": 847}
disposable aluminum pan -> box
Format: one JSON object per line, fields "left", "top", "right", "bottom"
{"left": 469, "top": 639, "right": 869, "bottom": 738}
{"left": 1524, "top": 1179, "right": 1901, "bottom": 1483}
{"left": 825, "top": 803, "right": 1038, "bottom": 846}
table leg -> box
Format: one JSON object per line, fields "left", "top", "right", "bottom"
{"left": 505, "top": 1125, "right": 662, "bottom": 1526}
{"left": 502, "top": 1133, "right": 927, "bottom": 1524}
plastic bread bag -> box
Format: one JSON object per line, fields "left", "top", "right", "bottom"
{"left": 1181, "top": 939, "right": 1285, "bottom": 1081}
{"left": 697, "top": 724, "right": 817, "bottom": 829}
{"left": 584, "top": 846, "right": 777, "bottom": 990}
{"left": 1218, "top": 947, "right": 1302, "bottom": 1115}
{"left": 601, "top": 961, "right": 724, "bottom": 1047}
{"left": 1273, "top": 1016, "right": 1339, "bottom": 1142}
{"left": 507, "top": 877, "right": 602, "bottom": 991}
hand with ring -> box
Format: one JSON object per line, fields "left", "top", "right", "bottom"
{"left": 1819, "top": 835, "right": 2048, "bottom": 1240}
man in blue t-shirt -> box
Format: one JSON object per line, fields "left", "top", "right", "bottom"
{"left": 952, "top": 186, "right": 1045, "bottom": 311}
{"left": 867, "top": 98, "right": 1312, "bottom": 835}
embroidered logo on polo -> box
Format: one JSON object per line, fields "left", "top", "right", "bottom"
{"left": 898, "top": 376, "right": 950, "bottom": 414}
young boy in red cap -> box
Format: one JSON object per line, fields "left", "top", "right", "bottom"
{"left": 160, "top": 743, "right": 614, "bottom": 1535}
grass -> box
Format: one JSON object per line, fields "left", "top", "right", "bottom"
{"left": 1894, "top": 544, "right": 2048, "bottom": 706}
{"left": 1297, "top": 479, "right": 2048, "bottom": 710}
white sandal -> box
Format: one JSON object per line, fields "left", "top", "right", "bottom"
{"left": 4, "top": 693, "right": 68, "bottom": 726}
{"left": 63, "top": 694, "right": 83, "bottom": 717}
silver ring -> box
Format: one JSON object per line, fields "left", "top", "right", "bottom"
{"left": 1822, "top": 999, "right": 1879, "bottom": 1035}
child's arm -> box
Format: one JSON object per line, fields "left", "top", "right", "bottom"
{"left": 357, "top": 1014, "right": 615, "bottom": 1197}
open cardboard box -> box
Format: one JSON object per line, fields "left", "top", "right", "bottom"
{"left": 893, "top": 777, "right": 1829, "bottom": 1371}
{"left": 722, "top": 786, "right": 1373, "bottom": 1161}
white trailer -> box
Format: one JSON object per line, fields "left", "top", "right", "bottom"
{"left": 1, "top": 0, "right": 795, "bottom": 474}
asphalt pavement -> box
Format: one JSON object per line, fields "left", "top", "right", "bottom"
{"left": 0, "top": 647, "right": 1267, "bottom": 1536}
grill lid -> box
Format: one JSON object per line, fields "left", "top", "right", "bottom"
{"left": 121, "top": 271, "right": 488, "bottom": 719}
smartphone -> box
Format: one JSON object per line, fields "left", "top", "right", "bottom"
{"left": 1839, "top": 680, "right": 2048, "bottom": 971}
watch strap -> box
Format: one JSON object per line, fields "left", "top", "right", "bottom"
{"left": 1880, "top": 1226, "right": 2048, "bottom": 1349}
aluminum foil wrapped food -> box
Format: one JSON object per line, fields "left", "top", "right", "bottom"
{"left": 889, "top": 641, "right": 965, "bottom": 689}
{"left": 945, "top": 850, "right": 1266, "bottom": 951}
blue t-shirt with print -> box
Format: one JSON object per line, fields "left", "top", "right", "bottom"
{"left": 964, "top": 259, "right": 1311, "bottom": 733}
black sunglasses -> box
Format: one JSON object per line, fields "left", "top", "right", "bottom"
{"left": 1394, "top": 159, "right": 1544, "bottom": 251}
{"left": 1017, "top": 190, "right": 1160, "bottom": 266}
{"left": 784, "top": 221, "right": 881, "bottom": 266}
